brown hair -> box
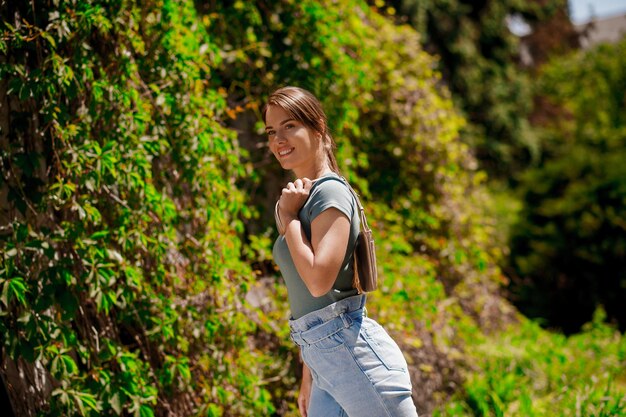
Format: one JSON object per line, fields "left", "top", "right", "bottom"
{"left": 262, "top": 86, "right": 340, "bottom": 174}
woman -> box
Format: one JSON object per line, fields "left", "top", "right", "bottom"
{"left": 264, "top": 86, "right": 418, "bottom": 417}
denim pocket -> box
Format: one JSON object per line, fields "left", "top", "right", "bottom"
{"left": 362, "top": 322, "right": 407, "bottom": 371}
{"left": 311, "top": 329, "right": 345, "bottom": 352}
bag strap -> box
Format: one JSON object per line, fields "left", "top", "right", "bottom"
{"left": 338, "top": 177, "right": 375, "bottom": 294}
{"left": 274, "top": 200, "right": 285, "bottom": 235}
{"left": 338, "top": 176, "right": 371, "bottom": 235}
{"left": 275, "top": 175, "right": 371, "bottom": 235}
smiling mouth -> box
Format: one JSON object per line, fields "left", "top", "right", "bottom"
{"left": 278, "top": 148, "right": 294, "bottom": 157}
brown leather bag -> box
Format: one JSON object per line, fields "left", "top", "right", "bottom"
{"left": 340, "top": 177, "right": 378, "bottom": 293}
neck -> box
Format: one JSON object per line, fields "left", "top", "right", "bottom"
{"left": 293, "top": 161, "right": 333, "bottom": 180}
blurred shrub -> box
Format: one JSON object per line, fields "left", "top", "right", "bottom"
{"left": 383, "top": 0, "right": 575, "bottom": 178}
{"left": 435, "top": 309, "right": 626, "bottom": 417}
{"left": 508, "top": 38, "right": 626, "bottom": 333}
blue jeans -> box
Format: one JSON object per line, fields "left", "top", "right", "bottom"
{"left": 289, "top": 295, "right": 419, "bottom": 417}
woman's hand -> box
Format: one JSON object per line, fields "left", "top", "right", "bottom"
{"left": 278, "top": 178, "right": 313, "bottom": 223}
{"left": 298, "top": 363, "right": 313, "bottom": 417}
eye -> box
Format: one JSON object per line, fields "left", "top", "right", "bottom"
{"left": 285, "top": 124, "right": 294, "bottom": 130}
{"left": 267, "top": 130, "right": 276, "bottom": 136}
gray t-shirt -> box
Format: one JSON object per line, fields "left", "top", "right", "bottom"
{"left": 273, "top": 173, "right": 360, "bottom": 319}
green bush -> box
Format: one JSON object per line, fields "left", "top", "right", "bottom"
{"left": 509, "top": 38, "right": 626, "bottom": 333}
{"left": 436, "top": 310, "right": 626, "bottom": 417}
{"left": 1, "top": 0, "right": 272, "bottom": 414}
{"left": 385, "top": 0, "right": 571, "bottom": 178}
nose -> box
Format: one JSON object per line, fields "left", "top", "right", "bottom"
{"left": 273, "top": 130, "right": 287, "bottom": 144}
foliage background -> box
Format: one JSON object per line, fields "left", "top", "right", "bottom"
{"left": 508, "top": 38, "right": 626, "bottom": 334}
{"left": 0, "top": 0, "right": 624, "bottom": 416}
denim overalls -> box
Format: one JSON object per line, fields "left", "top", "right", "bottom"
{"left": 289, "top": 294, "right": 419, "bottom": 417}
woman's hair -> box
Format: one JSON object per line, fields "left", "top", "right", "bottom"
{"left": 262, "top": 86, "right": 340, "bottom": 173}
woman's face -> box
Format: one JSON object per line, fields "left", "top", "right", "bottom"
{"left": 265, "top": 105, "right": 322, "bottom": 173}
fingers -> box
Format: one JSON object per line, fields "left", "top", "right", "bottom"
{"left": 284, "top": 178, "right": 311, "bottom": 194}
{"left": 279, "top": 178, "right": 312, "bottom": 218}
{"left": 298, "top": 398, "right": 307, "bottom": 417}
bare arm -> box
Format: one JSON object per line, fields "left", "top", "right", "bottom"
{"left": 278, "top": 178, "right": 351, "bottom": 297}
{"left": 282, "top": 208, "right": 350, "bottom": 297}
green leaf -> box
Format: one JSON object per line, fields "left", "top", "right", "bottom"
{"left": 1, "top": 277, "right": 27, "bottom": 306}
{"left": 73, "top": 390, "right": 100, "bottom": 415}
{"left": 207, "top": 404, "right": 222, "bottom": 417}
{"left": 139, "top": 405, "right": 154, "bottom": 417}
{"left": 40, "top": 31, "right": 56, "bottom": 48}
{"left": 90, "top": 230, "right": 109, "bottom": 240}
{"left": 177, "top": 362, "right": 191, "bottom": 382}
{"left": 61, "top": 354, "right": 78, "bottom": 375}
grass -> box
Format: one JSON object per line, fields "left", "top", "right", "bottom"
{"left": 435, "top": 308, "right": 626, "bottom": 416}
